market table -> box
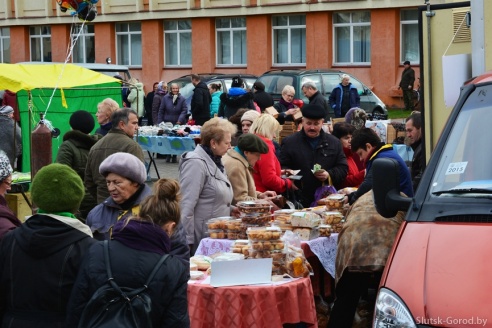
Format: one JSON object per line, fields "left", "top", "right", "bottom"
{"left": 136, "top": 135, "right": 196, "bottom": 178}
{"left": 195, "top": 235, "right": 338, "bottom": 298}
{"left": 188, "top": 277, "right": 318, "bottom": 328}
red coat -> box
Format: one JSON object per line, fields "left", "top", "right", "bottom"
{"left": 342, "top": 147, "right": 365, "bottom": 188}
{"left": 253, "top": 135, "right": 292, "bottom": 193}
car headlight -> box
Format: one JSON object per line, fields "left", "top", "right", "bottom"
{"left": 373, "top": 288, "right": 416, "bottom": 328}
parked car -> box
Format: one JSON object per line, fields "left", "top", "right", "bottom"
{"left": 168, "top": 73, "right": 258, "bottom": 113}
{"left": 256, "top": 69, "right": 387, "bottom": 119}
{"left": 372, "top": 71, "right": 492, "bottom": 327}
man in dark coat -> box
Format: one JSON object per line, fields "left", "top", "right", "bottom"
{"left": 0, "top": 164, "right": 96, "bottom": 328}
{"left": 302, "top": 81, "right": 330, "bottom": 120}
{"left": 329, "top": 74, "right": 361, "bottom": 118}
{"left": 252, "top": 81, "right": 274, "bottom": 111}
{"left": 218, "top": 76, "right": 255, "bottom": 119}
{"left": 399, "top": 60, "right": 415, "bottom": 111}
{"left": 405, "top": 111, "right": 424, "bottom": 191}
{"left": 191, "top": 74, "right": 212, "bottom": 126}
{"left": 279, "top": 104, "right": 348, "bottom": 208}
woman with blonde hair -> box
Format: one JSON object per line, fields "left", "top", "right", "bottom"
{"left": 95, "top": 98, "right": 119, "bottom": 136}
{"left": 179, "top": 117, "right": 239, "bottom": 253}
{"left": 250, "top": 114, "right": 296, "bottom": 194}
{"left": 67, "top": 178, "right": 190, "bottom": 327}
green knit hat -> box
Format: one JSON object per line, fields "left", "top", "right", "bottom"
{"left": 32, "top": 163, "right": 84, "bottom": 213}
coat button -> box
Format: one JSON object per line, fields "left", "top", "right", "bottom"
{"left": 227, "top": 203, "right": 231, "bottom": 207}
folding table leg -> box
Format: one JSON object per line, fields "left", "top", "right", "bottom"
{"left": 147, "top": 151, "right": 161, "bottom": 179}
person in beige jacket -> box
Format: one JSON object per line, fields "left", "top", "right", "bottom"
{"left": 223, "top": 133, "right": 276, "bottom": 204}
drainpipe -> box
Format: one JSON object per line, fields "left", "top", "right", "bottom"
{"left": 425, "top": 0, "right": 435, "bottom": 147}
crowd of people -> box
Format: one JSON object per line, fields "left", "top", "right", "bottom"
{"left": 0, "top": 73, "right": 424, "bottom": 327}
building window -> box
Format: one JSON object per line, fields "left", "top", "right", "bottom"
{"left": 0, "top": 28, "right": 10, "bottom": 63}
{"left": 164, "top": 20, "right": 192, "bottom": 67}
{"left": 216, "top": 17, "right": 247, "bottom": 66}
{"left": 273, "top": 15, "right": 306, "bottom": 65}
{"left": 401, "top": 10, "right": 419, "bottom": 63}
{"left": 72, "top": 25, "right": 95, "bottom": 63}
{"left": 116, "top": 23, "right": 142, "bottom": 66}
{"left": 333, "top": 11, "right": 371, "bottom": 64}
{"left": 30, "top": 26, "right": 52, "bottom": 62}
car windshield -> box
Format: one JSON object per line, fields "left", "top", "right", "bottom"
{"left": 431, "top": 84, "right": 492, "bottom": 198}
{"left": 257, "top": 75, "right": 295, "bottom": 97}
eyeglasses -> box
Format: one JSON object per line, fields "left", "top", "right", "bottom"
{"left": 3, "top": 180, "right": 12, "bottom": 187}
{"left": 285, "top": 94, "right": 295, "bottom": 98}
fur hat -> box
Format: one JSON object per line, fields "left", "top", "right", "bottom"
{"left": 99, "top": 152, "right": 146, "bottom": 184}
{"left": 301, "top": 104, "right": 326, "bottom": 120}
{"left": 32, "top": 164, "right": 84, "bottom": 213}
{"left": 0, "top": 151, "right": 12, "bottom": 182}
{"left": 237, "top": 133, "right": 269, "bottom": 154}
{"left": 241, "top": 110, "right": 261, "bottom": 123}
{"left": 345, "top": 107, "right": 367, "bottom": 130}
{"left": 0, "top": 105, "right": 14, "bottom": 116}
{"left": 231, "top": 76, "right": 244, "bottom": 88}
{"left": 70, "top": 110, "right": 95, "bottom": 134}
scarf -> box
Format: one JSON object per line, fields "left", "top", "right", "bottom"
{"left": 118, "top": 184, "right": 145, "bottom": 210}
{"left": 37, "top": 209, "right": 77, "bottom": 219}
{"left": 279, "top": 97, "right": 295, "bottom": 110}
{"left": 202, "top": 145, "right": 225, "bottom": 173}
{"left": 112, "top": 219, "right": 171, "bottom": 255}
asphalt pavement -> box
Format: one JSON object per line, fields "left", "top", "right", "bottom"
{"left": 144, "top": 153, "right": 180, "bottom": 183}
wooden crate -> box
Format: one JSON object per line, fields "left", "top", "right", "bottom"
{"left": 6, "top": 192, "right": 32, "bottom": 221}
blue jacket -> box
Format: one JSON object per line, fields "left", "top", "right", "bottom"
{"left": 86, "top": 184, "right": 190, "bottom": 264}
{"left": 210, "top": 91, "right": 222, "bottom": 117}
{"left": 348, "top": 144, "right": 413, "bottom": 204}
{"left": 329, "top": 83, "right": 360, "bottom": 118}
{"left": 157, "top": 92, "right": 188, "bottom": 125}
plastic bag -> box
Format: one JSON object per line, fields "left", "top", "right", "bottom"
{"left": 281, "top": 231, "right": 313, "bottom": 277}
{"left": 310, "top": 184, "right": 337, "bottom": 207}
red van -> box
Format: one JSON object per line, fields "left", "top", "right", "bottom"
{"left": 372, "top": 71, "right": 492, "bottom": 327}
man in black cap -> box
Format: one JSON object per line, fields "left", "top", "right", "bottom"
{"left": 399, "top": 60, "right": 415, "bottom": 111}
{"left": 279, "top": 104, "right": 348, "bottom": 207}
{"left": 252, "top": 81, "right": 274, "bottom": 112}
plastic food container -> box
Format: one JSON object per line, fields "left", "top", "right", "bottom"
{"left": 319, "top": 224, "right": 333, "bottom": 237}
{"left": 206, "top": 216, "right": 233, "bottom": 230}
{"left": 241, "top": 213, "right": 272, "bottom": 225}
{"left": 321, "top": 211, "right": 344, "bottom": 225}
{"left": 208, "top": 229, "right": 225, "bottom": 239}
{"left": 273, "top": 209, "right": 295, "bottom": 223}
{"left": 237, "top": 200, "right": 272, "bottom": 214}
{"left": 246, "top": 226, "right": 283, "bottom": 241}
{"left": 290, "top": 211, "right": 321, "bottom": 228}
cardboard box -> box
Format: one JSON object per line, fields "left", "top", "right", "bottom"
{"left": 6, "top": 192, "right": 32, "bottom": 221}
{"left": 265, "top": 106, "right": 279, "bottom": 118}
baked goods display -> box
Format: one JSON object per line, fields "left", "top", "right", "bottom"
{"left": 273, "top": 209, "right": 295, "bottom": 223}
{"left": 331, "top": 219, "right": 345, "bottom": 233}
{"left": 241, "top": 213, "right": 272, "bottom": 225}
{"left": 207, "top": 216, "right": 234, "bottom": 230}
{"left": 292, "top": 227, "right": 319, "bottom": 241}
{"left": 284, "top": 244, "right": 313, "bottom": 278}
{"left": 319, "top": 224, "right": 332, "bottom": 237}
{"left": 246, "top": 226, "right": 282, "bottom": 241}
{"left": 190, "top": 271, "right": 205, "bottom": 280}
{"left": 208, "top": 229, "right": 226, "bottom": 239}
{"left": 317, "top": 194, "right": 345, "bottom": 209}
{"left": 190, "top": 255, "right": 212, "bottom": 271}
{"left": 320, "top": 211, "right": 344, "bottom": 225}
{"left": 231, "top": 239, "right": 250, "bottom": 257}
{"left": 290, "top": 211, "right": 321, "bottom": 228}
{"left": 237, "top": 200, "right": 272, "bottom": 214}
{"left": 190, "top": 262, "right": 198, "bottom": 271}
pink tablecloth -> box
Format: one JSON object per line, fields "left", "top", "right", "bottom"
{"left": 188, "top": 277, "right": 318, "bottom": 328}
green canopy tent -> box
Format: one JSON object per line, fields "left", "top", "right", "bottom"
{"left": 0, "top": 63, "right": 123, "bottom": 172}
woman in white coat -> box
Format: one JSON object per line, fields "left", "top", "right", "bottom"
{"left": 179, "top": 118, "right": 238, "bottom": 254}
{"left": 127, "top": 78, "right": 145, "bottom": 117}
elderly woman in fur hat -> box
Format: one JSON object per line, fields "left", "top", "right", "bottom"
{"left": 85, "top": 152, "right": 189, "bottom": 263}
{"left": 0, "top": 151, "right": 21, "bottom": 240}
{"left": 0, "top": 163, "right": 96, "bottom": 328}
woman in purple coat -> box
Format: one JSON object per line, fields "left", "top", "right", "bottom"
{"left": 157, "top": 83, "right": 188, "bottom": 162}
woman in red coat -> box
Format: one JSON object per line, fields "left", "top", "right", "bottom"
{"left": 332, "top": 122, "right": 365, "bottom": 188}
{"left": 250, "top": 114, "right": 296, "bottom": 194}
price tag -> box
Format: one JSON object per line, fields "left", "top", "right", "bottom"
{"left": 445, "top": 161, "right": 468, "bottom": 175}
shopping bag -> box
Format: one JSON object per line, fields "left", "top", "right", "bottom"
{"left": 310, "top": 175, "right": 337, "bottom": 207}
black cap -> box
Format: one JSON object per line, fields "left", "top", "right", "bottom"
{"left": 403, "top": 60, "right": 411, "bottom": 65}
{"left": 70, "top": 110, "right": 95, "bottom": 134}
{"left": 231, "top": 76, "right": 244, "bottom": 88}
{"left": 253, "top": 81, "right": 265, "bottom": 91}
{"left": 237, "top": 133, "right": 269, "bottom": 154}
{"left": 301, "top": 104, "right": 326, "bottom": 120}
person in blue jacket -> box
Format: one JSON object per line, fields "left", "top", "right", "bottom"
{"left": 329, "top": 74, "right": 360, "bottom": 118}
{"left": 345, "top": 127, "right": 413, "bottom": 205}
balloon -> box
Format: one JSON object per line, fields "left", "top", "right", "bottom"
{"left": 57, "top": 0, "right": 99, "bottom": 22}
